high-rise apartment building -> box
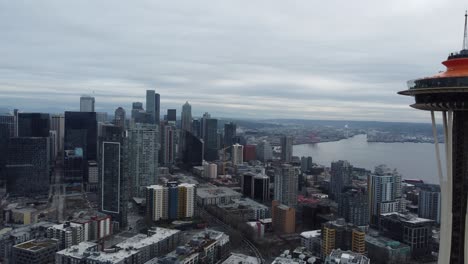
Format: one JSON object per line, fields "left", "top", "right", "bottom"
{"left": 280, "top": 136, "right": 293, "bottom": 162}
{"left": 418, "top": 184, "right": 441, "bottom": 224}
{"left": 272, "top": 200, "right": 296, "bottom": 234}
{"left": 126, "top": 123, "right": 160, "bottom": 197}
{"left": 114, "top": 107, "right": 126, "bottom": 129}
{"left": 256, "top": 140, "right": 272, "bottom": 162}
{"left": 99, "top": 124, "right": 127, "bottom": 230}
{"left": 146, "top": 183, "right": 196, "bottom": 222}
{"left": 224, "top": 122, "right": 236, "bottom": 147}
{"left": 274, "top": 164, "right": 298, "bottom": 208}
{"left": 181, "top": 101, "right": 192, "bottom": 132}
{"left": 17, "top": 113, "right": 50, "bottom": 137}
{"left": 80, "top": 96, "right": 95, "bottom": 112}
{"left": 0, "top": 111, "right": 15, "bottom": 137}
{"left": 6, "top": 137, "right": 50, "bottom": 196}
{"left": 330, "top": 160, "right": 353, "bottom": 200}
{"left": 231, "top": 143, "right": 243, "bottom": 165}
{"left": 47, "top": 222, "right": 84, "bottom": 250}
{"left": 321, "top": 219, "right": 366, "bottom": 257}
{"left": 368, "top": 165, "right": 402, "bottom": 226}
{"left": 338, "top": 187, "right": 369, "bottom": 226}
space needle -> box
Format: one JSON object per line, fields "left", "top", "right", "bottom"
{"left": 398, "top": 12, "right": 468, "bottom": 264}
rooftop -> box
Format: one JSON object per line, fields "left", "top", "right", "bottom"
{"left": 116, "top": 228, "right": 179, "bottom": 250}
{"left": 196, "top": 187, "right": 242, "bottom": 199}
{"left": 300, "top": 230, "right": 321, "bottom": 239}
{"left": 14, "top": 239, "right": 58, "bottom": 252}
{"left": 380, "top": 212, "right": 434, "bottom": 224}
{"left": 218, "top": 198, "right": 269, "bottom": 211}
{"left": 222, "top": 253, "right": 260, "bottom": 264}
{"left": 56, "top": 242, "right": 98, "bottom": 258}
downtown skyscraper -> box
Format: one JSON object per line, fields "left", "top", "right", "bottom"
{"left": 80, "top": 96, "right": 95, "bottom": 112}
{"left": 274, "top": 164, "right": 298, "bottom": 208}
{"left": 146, "top": 90, "right": 160, "bottom": 125}
{"left": 329, "top": 160, "right": 353, "bottom": 200}
{"left": 181, "top": 101, "right": 192, "bottom": 132}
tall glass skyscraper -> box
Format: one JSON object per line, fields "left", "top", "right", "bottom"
{"left": 99, "top": 124, "right": 127, "bottom": 229}
{"left": 146, "top": 90, "right": 160, "bottom": 124}
{"left": 181, "top": 101, "right": 192, "bottom": 132}
{"left": 80, "top": 96, "right": 95, "bottom": 112}
{"left": 17, "top": 113, "right": 50, "bottom": 137}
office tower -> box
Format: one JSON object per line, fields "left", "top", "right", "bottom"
{"left": 131, "top": 102, "right": 143, "bottom": 120}
{"left": 330, "top": 160, "right": 353, "bottom": 200}
{"left": 87, "top": 161, "right": 98, "bottom": 192}
{"left": 167, "top": 109, "right": 176, "bottom": 123}
{"left": 63, "top": 149, "right": 85, "bottom": 192}
{"left": 256, "top": 140, "right": 272, "bottom": 162}
{"left": 50, "top": 114, "right": 65, "bottom": 156}
{"left": 80, "top": 96, "right": 95, "bottom": 112}
{"left": 380, "top": 213, "right": 434, "bottom": 258}
{"left": 96, "top": 112, "right": 108, "bottom": 123}
{"left": 64, "top": 111, "right": 97, "bottom": 161}
{"left": 181, "top": 102, "right": 192, "bottom": 132}
{"left": 280, "top": 136, "right": 293, "bottom": 162}
{"left": 242, "top": 172, "right": 270, "bottom": 202}
{"left": 146, "top": 183, "right": 196, "bottom": 222}
{"left": 398, "top": 14, "right": 468, "bottom": 264}
{"left": 231, "top": 143, "right": 243, "bottom": 165}
{"left": 17, "top": 113, "right": 50, "bottom": 137}
{"left": 368, "top": 165, "right": 402, "bottom": 226}
{"left": 224, "top": 122, "right": 236, "bottom": 147}
{"left": 200, "top": 112, "right": 211, "bottom": 138}
{"left": 146, "top": 90, "right": 160, "bottom": 124}
{"left": 99, "top": 124, "right": 127, "bottom": 229}
{"left": 338, "top": 187, "right": 369, "bottom": 226}
{"left": 274, "top": 164, "right": 299, "bottom": 208}
{"left": 203, "top": 118, "right": 218, "bottom": 161}
{"left": 243, "top": 145, "right": 256, "bottom": 161}
{"left": 160, "top": 123, "right": 176, "bottom": 166}
{"left": 0, "top": 111, "right": 15, "bottom": 137}
{"left": 272, "top": 200, "right": 296, "bottom": 234}
{"left": 114, "top": 107, "right": 126, "bottom": 129}
{"left": 0, "top": 123, "right": 10, "bottom": 185}
{"left": 49, "top": 130, "right": 57, "bottom": 161}
{"left": 192, "top": 119, "right": 201, "bottom": 138}
{"left": 232, "top": 135, "right": 246, "bottom": 145}
{"left": 6, "top": 137, "right": 50, "bottom": 196}
{"left": 418, "top": 184, "right": 441, "bottom": 224}
{"left": 126, "top": 123, "right": 160, "bottom": 197}
{"left": 301, "top": 156, "right": 313, "bottom": 173}
{"left": 146, "top": 90, "right": 156, "bottom": 124}
{"left": 321, "top": 219, "right": 366, "bottom": 257}
{"left": 325, "top": 249, "right": 370, "bottom": 264}
{"left": 182, "top": 130, "right": 204, "bottom": 167}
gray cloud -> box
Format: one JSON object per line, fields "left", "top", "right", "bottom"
{"left": 0, "top": 0, "right": 466, "bottom": 122}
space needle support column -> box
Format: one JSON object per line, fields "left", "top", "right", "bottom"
{"left": 440, "top": 111, "right": 453, "bottom": 264}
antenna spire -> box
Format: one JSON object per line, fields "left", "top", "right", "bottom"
{"left": 463, "top": 10, "right": 468, "bottom": 50}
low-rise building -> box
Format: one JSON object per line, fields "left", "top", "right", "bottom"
{"left": 321, "top": 218, "right": 366, "bottom": 257}
{"left": 365, "top": 234, "right": 411, "bottom": 264}
{"left": 157, "top": 229, "right": 230, "bottom": 264}
{"left": 55, "top": 228, "right": 180, "bottom": 264}
{"left": 272, "top": 248, "right": 317, "bottom": 264}
{"left": 300, "top": 230, "right": 321, "bottom": 256}
{"left": 222, "top": 253, "right": 259, "bottom": 264}
{"left": 196, "top": 187, "right": 242, "bottom": 206}
{"left": 71, "top": 211, "right": 112, "bottom": 241}
{"left": 12, "top": 239, "right": 59, "bottom": 264}
{"left": 324, "top": 249, "right": 369, "bottom": 264}
{"left": 218, "top": 198, "right": 270, "bottom": 221}
{"left": 379, "top": 212, "right": 434, "bottom": 258}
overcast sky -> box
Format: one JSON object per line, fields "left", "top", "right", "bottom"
{"left": 0, "top": 0, "right": 466, "bottom": 122}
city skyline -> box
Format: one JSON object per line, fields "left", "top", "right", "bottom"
{"left": 1, "top": 1, "right": 467, "bottom": 122}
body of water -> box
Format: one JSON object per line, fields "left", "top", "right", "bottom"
{"left": 293, "top": 134, "right": 445, "bottom": 184}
